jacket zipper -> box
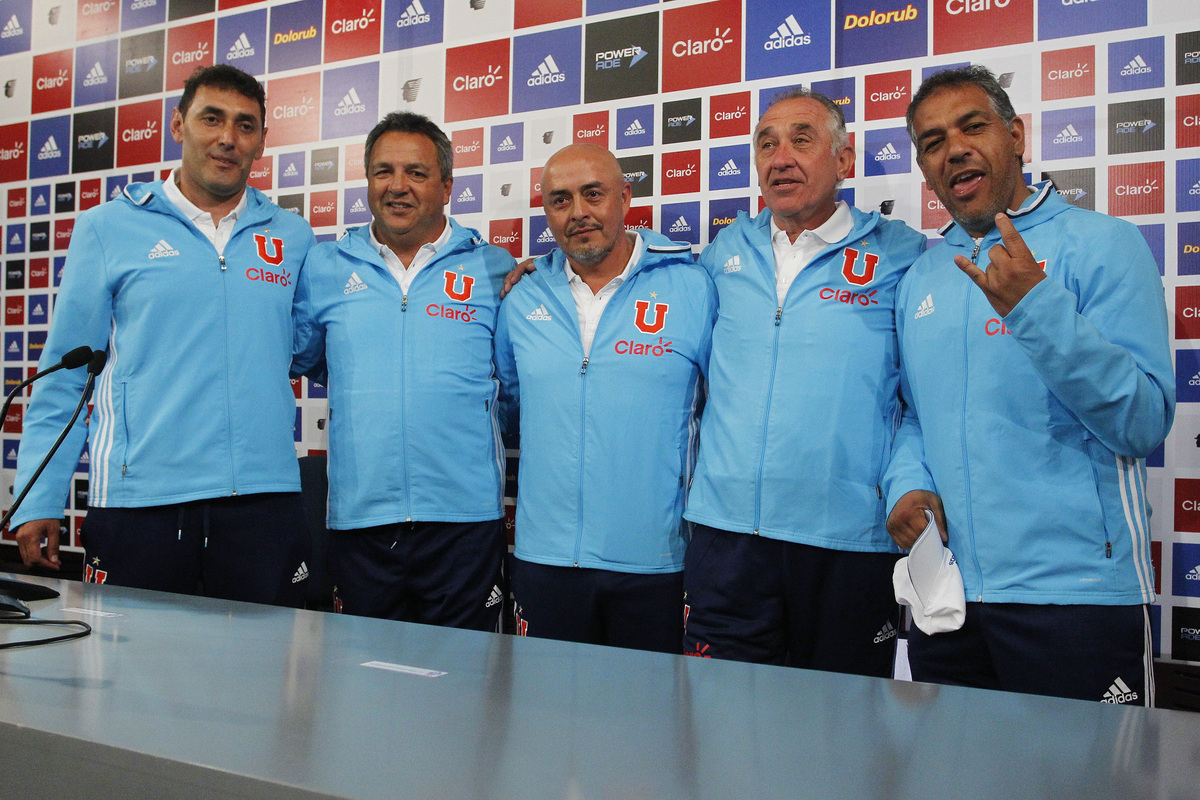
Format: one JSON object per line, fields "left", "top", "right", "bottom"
{"left": 753, "top": 305, "right": 785, "bottom": 535}
{"left": 963, "top": 240, "right": 983, "bottom": 599}
{"left": 218, "top": 251, "right": 238, "bottom": 495}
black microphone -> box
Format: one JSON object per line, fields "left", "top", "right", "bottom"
{"left": 59, "top": 346, "right": 94, "bottom": 371}
{"left": 0, "top": 346, "right": 104, "bottom": 561}
{"left": 0, "top": 346, "right": 96, "bottom": 436}
{"left": 87, "top": 350, "right": 107, "bottom": 375}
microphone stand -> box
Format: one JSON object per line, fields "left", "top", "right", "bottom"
{"left": 2, "top": 349, "right": 105, "bottom": 601}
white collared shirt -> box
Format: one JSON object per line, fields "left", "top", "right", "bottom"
{"left": 565, "top": 232, "right": 644, "bottom": 357}
{"left": 770, "top": 200, "right": 854, "bottom": 306}
{"left": 163, "top": 168, "right": 247, "bottom": 256}
{"left": 369, "top": 218, "right": 451, "bottom": 295}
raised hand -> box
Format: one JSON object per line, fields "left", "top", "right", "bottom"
{"left": 954, "top": 213, "right": 1045, "bottom": 317}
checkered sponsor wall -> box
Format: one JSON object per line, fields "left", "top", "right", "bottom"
{"left": 1, "top": 0, "right": 1199, "bottom": 660}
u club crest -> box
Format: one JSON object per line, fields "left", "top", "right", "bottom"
{"left": 634, "top": 300, "right": 668, "bottom": 334}
{"left": 444, "top": 269, "right": 474, "bottom": 302}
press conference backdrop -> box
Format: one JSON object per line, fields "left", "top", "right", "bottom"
{"left": 1, "top": 0, "right": 1199, "bottom": 660}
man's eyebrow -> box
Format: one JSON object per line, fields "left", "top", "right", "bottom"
{"left": 754, "top": 121, "right": 815, "bottom": 143}
{"left": 917, "top": 109, "right": 987, "bottom": 142}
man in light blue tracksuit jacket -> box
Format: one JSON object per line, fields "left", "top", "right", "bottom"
{"left": 886, "top": 66, "right": 1173, "bottom": 703}
{"left": 292, "top": 112, "right": 514, "bottom": 629}
{"left": 12, "top": 66, "right": 315, "bottom": 605}
{"left": 495, "top": 144, "right": 717, "bottom": 653}
{"left": 682, "top": 89, "right": 926, "bottom": 673}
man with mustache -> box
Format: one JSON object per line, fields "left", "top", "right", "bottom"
{"left": 291, "top": 112, "right": 514, "bottom": 628}
{"left": 885, "top": 66, "right": 1173, "bottom": 703}
{"left": 681, "top": 89, "right": 926, "bottom": 674}
{"left": 12, "top": 65, "right": 315, "bottom": 605}
{"left": 494, "top": 144, "right": 716, "bottom": 651}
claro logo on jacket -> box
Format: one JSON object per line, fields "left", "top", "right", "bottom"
{"left": 246, "top": 233, "right": 291, "bottom": 286}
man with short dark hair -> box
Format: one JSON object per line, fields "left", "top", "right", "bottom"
{"left": 886, "top": 66, "right": 1173, "bottom": 703}
{"left": 681, "top": 88, "right": 926, "bottom": 673}
{"left": 494, "top": 143, "right": 716, "bottom": 652}
{"left": 291, "top": 112, "right": 514, "bottom": 629}
{"left": 12, "top": 65, "right": 316, "bottom": 606}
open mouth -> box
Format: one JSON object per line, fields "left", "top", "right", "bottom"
{"left": 949, "top": 170, "right": 984, "bottom": 198}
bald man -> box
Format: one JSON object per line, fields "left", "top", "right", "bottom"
{"left": 494, "top": 145, "right": 717, "bottom": 652}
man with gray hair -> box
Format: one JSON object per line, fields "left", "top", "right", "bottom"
{"left": 885, "top": 66, "right": 1172, "bottom": 702}
{"left": 682, "top": 89, "right": 926, "bottom": 673}
{"left": 291, "top": 112, "right": 515, "bottom": 628}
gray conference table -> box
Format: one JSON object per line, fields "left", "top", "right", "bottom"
{"left": 1, "top": 575, "right": 1198, "bottom": 800}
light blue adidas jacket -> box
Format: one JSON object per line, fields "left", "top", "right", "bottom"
{"left": 684, "top": 206, "right": 926, "bottom": 552}
{"left": 494, "top": 231, "right": 717, "bottom": 574}
{"left": 291, "top": 220, "right": 513, "bottom": 529}
{"left": 12, "top": 181, "right": 315, "bottom": 526}
{"left": 883, "top": 183, "right": 1174, "bottom": 605}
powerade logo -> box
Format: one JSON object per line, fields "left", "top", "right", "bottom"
{"left": 709, "top": 144, "right": 749, "bottom": 191}
{"left": 118, "top": 30, "right": 165, "bottom": 100}
{"left": 77, "top": 131, "right": 109, "bottom": 149}
{"left": 618, "top": 153, "right": 654, "bottom": 198}
{"left": 864, "top": 127, "right": 910, "bottom": 176}
{"left": 1174, "top": 606, "right": 1200, "bottom": 662}
{"left": 596, "top": 45, "right": 647, "bottom": 70}
{"left": 1042, "top": 168, "right": 1094, "bottom": 211}
{"left": 662, "top": 97, "right": 702, "bottom": 145}
{"left": 584, "top": 13, "right": 658, "bottom": 103}
{"left": 1180, "top": 30, "right": 1200, "bottom": 86}
{"left": 617, "top": 104, "right": 654, "bottom": 149}
{"left": 513, "top": 27, "right": 581, "bottom": 113}
{"left": 124, "top": 55, "right": 157, "bottom": 74}
{"left": 1109, "top": 37, "right": 1164, "bottom": 93}
{"left": 1108, "top": 99, "right": 1164, "bottom": 156}
{"left": 1039, "top": 0, "right": 1145, "bottom": 42}
{"left": 1041, "top": 107, "right": 1094, "bottom": 160}
{"left": 383, "top": 0, "right": 443, "bottom": 51}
